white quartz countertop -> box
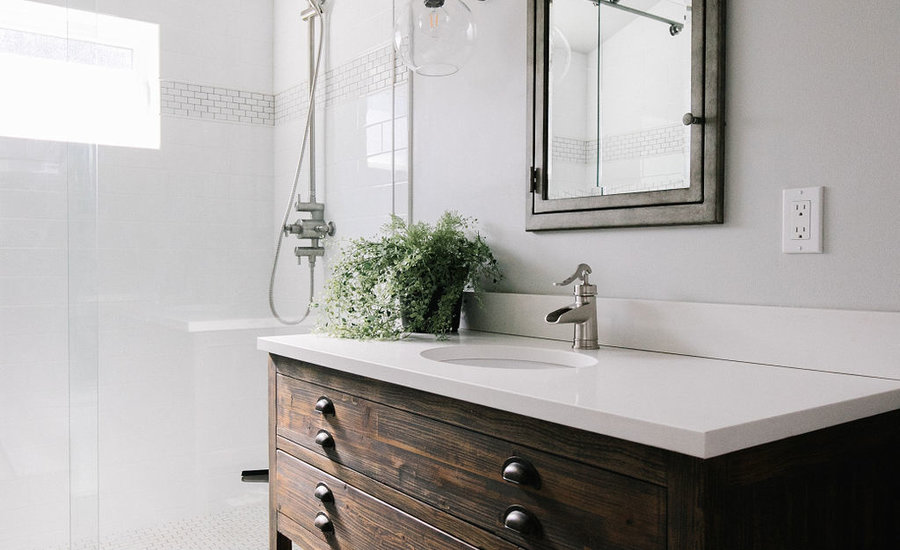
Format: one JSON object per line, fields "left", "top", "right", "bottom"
{"left": 258, "top": 331, "right": 900, "bottom": 458}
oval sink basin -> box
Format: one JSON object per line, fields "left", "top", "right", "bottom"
{"left": 420, "top": 344, "right": 598, "bottom": 370}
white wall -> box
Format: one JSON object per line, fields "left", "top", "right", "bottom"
{"left": 412, "top": 0, "right": 900, "bottom": 312}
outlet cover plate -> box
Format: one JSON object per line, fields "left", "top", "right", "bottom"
{"left": 782, "top": 187, "right": 823, "bottom": 253}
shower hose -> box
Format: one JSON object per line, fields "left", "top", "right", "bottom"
{"left": 268, "top": 0, "right": 326, "bottom": 325}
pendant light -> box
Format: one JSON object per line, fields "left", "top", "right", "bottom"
{"left": 394, "top": 0, "right": 477, "bottom": 77}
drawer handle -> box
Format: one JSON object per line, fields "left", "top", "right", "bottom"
{"left": 502, "top": 457, "right": 540, "bottom": 489}
{"left": 313, "top": 512, "right": 334, "bottom": 534}
{"left": 314, "top": 482, "right": 334, "bottom": 503}
{"left": 503, "top": 505, "right": 539, "bottom": 536}
{"left": 314, "top": 396, "right": 335, "bottom": 416}
{"left": 315, "top": 429, "right": 335, "bottom": 449}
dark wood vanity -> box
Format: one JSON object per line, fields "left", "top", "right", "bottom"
{"left": 269, "top": 354, "right": 900, "bottom": 550}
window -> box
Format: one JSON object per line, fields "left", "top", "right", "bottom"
{"left": 0, "top": 1, "right": 159, "bottom": 148}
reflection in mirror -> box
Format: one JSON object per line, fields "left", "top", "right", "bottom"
{"left": 547, "top": 0, "right": 692, "bottom": 200}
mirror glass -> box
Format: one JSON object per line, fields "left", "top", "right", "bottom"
{"left": 547, "top": 0, "right": 691, "bottom": 200}
{"left": 527, "top": 0, "right": 724, "bottom": 231}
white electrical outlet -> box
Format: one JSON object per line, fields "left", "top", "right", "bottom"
{"left": 782, "top": 187, "right": 823, "bottom": 253}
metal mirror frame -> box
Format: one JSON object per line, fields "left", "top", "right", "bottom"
{"left": 526, "top": 0, "right": 725, "bottom": 230}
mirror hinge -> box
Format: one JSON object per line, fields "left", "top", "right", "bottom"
{"left": 530, "top": 167, "right": 542, "bottom": 193}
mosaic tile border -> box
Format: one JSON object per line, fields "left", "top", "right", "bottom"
{"left": 554, "top": 125, "right": 687, "bottom": 165}
{"left": 603, "top": 124, "right": 686, "bottom": 161}
{"left": 275, "top": 43, "right": 406, "bottom": 125}
{"left": 161, "top": 81, "right": 274, "bottom": 126}
{"left": 161, "top": 43, "right": 403, "bottom": 127}
{"left": 552, "top": 136, "right": 594, "bottom": 164}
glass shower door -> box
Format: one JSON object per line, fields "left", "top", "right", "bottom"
{"left": 0, "top": 2, "right": 101, "bottom": 547}
{"left": 0, "top": 138, "right": 99, "bottom": 550}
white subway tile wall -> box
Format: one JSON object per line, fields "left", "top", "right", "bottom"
{"left": 3, "top": 2, "right": 408, "bottom": 549}
{"left": 271, "top": 31, "right": 408, "bottom": 315}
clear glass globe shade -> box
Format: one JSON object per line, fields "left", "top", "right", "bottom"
{"left": 394, "top": 0, "right": 477, "bottom": 77}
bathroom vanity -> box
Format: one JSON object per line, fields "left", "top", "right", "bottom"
{"left": 260, "top": 332, "right": 900, "bottom": 550}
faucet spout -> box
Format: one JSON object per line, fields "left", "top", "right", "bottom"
{"left": 545, "top": 304, "right": 592, "bottom": 325}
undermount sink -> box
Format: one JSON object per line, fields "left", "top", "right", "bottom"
{"left": 420, "top": 344, "right": 598, "bottom": 370}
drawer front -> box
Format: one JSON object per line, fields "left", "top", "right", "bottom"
{"left": 276, "top": 373, "right": 666, "bottom": 550}
{"left": 275, "top": 450, "right": 478, "bottom": 550}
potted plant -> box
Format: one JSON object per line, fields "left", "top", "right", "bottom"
{"left": 318, "top": 211, "right": 501, "bottom": 339}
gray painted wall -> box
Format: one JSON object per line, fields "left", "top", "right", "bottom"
{"left": 412, "top": 0, "right": 900, "bottom": 312}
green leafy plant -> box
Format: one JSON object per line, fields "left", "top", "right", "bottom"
{"left": 317, "top": 211, "right": 501, "bottom": 340}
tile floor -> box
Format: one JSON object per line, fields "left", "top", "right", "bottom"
{"left": 46, "top": 503, "right": 267, "bottom": 550}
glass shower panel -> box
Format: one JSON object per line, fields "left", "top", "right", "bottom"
{"left": 0, "top": 2, "right": 110, "bottom": 547}
{"left": 0, "top": 137, "right": 98, "bottom": 549}
{"left": 67, "top": 143, "right": 100, "bottom": 548}
{"left": 0, "top": 137, "right": 71, "bottom": 549}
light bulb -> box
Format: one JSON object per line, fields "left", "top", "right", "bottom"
{"left": 394, "top": 0, "right": 477, "bottom": 77}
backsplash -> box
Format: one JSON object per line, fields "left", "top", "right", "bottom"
{"left": 463, "top": 292, "right": 900, "bottom": 381}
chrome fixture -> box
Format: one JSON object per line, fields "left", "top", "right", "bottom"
{"left": 268, "top": 0, "right": 335, "bottom": 325}
{"left": 545, "top": 263, "right": 599, "bottom": 350}
{"left": 589, "top": 0, "right": 684, "bottom": 36}
{"left": 284, "top": 200, "right": 336, "bottom": 262}
{"left": 393, "top": 0, "right": 479, "bottom": 76}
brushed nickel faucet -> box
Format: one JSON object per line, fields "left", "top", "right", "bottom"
{"left": 545, "top": 264, "right": 599, "bottom": 350}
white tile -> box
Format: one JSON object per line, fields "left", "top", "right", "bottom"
{"left": 0, "top": 189, "right": 67, "bottom": 220}
{"left": 0, "top": 249, "right": 66, "bottom": 277}
{"left": 0, "top": 220, "right": 67, "bottom": 248}
{"left": 358, "top": 153, "right": 393, "bottom": 188}
{"left": 365, "top": 124, "right": 383, "bottom": 155}
{"left": 0, "top": 276, "right": 67, "bottom": 307}
{"left": 360, "top": 89, "right": 393, "bottom": 126}
{"left": 393, "top": 116, "right": 409, "bottom": 149}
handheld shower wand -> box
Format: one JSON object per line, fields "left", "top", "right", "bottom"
{"left": 269, "top": 0, "right": 335, "bottom": 325}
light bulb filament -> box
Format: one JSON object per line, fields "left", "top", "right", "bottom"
{"left": 430, "top": 10, "right": 439, "bottom": 30}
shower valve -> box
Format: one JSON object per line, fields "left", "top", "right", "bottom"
{"left": 283, "top": 219, "right": 335, "bottom": 239}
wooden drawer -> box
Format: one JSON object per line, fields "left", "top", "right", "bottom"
{"left": 276, "top": 373, "right": 666, "bottom": 550}
{"left": 275, "top": 450, "right": 478, "bottom": 550}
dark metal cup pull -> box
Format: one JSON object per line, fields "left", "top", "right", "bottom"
{"left": 315, "top": 429, "right": 335, "bottom": 449}
{"left": 503, "top": 505, "right": 539, "bottom": 536}
{"left": 314, "top": 512, "right": 334, "bottom": 533}
{"left": 501, "top": 457, "right": 540, "bottom": 489}
{"left": 315, "top": 396, "right": 335, "bottom": 416}
{"left": 314, "top": 482, "right": 333, "bottom": 503}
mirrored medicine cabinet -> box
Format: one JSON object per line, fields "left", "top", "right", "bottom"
{"left": 526, "top": 0, "right": 725, "bottom": 230}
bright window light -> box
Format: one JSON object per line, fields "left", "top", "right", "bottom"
{"left": 0, "top": 1, "right": 160, "bottom": 149}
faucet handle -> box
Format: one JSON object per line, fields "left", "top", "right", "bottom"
{"left": 554, "top": 263, "right": 593, "bottom": 287}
